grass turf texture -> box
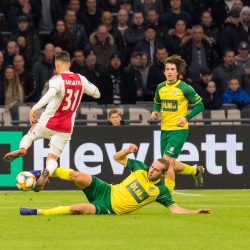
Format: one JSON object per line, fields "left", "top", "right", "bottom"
{"left": 0, "top": 190, "right": 250, "bottom": 250}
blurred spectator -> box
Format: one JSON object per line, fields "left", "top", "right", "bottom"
{"left": 108, "top": 108, "right": 126, "bottom": 125}
{"left": 32, "top": 43, "right": 55, "bottom": 100}
{"left": 147, "top": 46, "right": 168, "bottom": 93}
{"left": 9, "top": 15, "right": 40, "bottom": 70}
{"left": 49, "top": 19, "right": 75, "bottom": 56}
{"left": 0, "top": 52, "right": 6, "bottom": 105}
{"left": 201, "top": 11, "right": 219, "bottom": 48}
{"left": 41, "top": 68, "right": 57, "bottom": 97}
{"left": 222, "top": 78, "right": 250, "bottom": 109}
{"left": 82, "top": 0, "right": 102, "bottom": 35}
{"left": 54, "top": 47, "right": 63, "bottom": 54}
{"left": 168, "top": 19, "right": 191, "bottom": 55}
{"left": 200, "top": 81, "right": 223, "bottom": 110}
{"left": 192, "top": 69, "right": 212, "bottom": 96}
{"left": 181, "top": 25, "right": 217, "bottom": 83}
{"left": 64, "top": 9, "right": 88, "bottom": 50}
{"left": 133, "top": 25, "right": 162, "bottom": 63}
{"left": 4, "top": 41, "right": 19, "bottom": 66}
{"left": 99, "top": 0, "right": 120, "bottom": 13}
{"left": 220, "top": 10, "right": 249, "bottom": 56}
{"left": 240, "top": 6, "right": 250, "bottom": 35}
{"left": 13, "top": 55, "right": 35, "bottom": 102}
{"left": 182, "top": 0, "right": 207, "bottom": 26}
{"left": 101, "top": 11, "right": 125, "bottom": 61}
{"left": 232, "top": 0, "right": 243, "bottom": 12}
{"left": 101, "top": 53, "right": 137, "bottom": 104}
{"left": 235, "top": 41, "right": 250, "bottom": 76}
{"left": 139, "top": 52, "right": 153, "bottom": 100}
{"left": 6, "top": 0, "right": 40, "bottom": 31}
{"left": 120, "top": 0, "right": 133, "bottom": 21}
{"left": 116, "top": 9, "right": 129, "bottom": 36}
{"left": 161, "top": 0, "right": 192, "bottom": 29}
{"left": 212, "top": 50, "right": 250, "bottom": 94}
{"left": 124, "top": 12, "right": 146, "bottom": 58}
{"left": 81, "top": 49, "right": 104, "bottom": 102}
{"left": 211, "top": 0, "right": 232, "bottom": 29}
{"left": 84, "top": 25, "right": 116, "bottom": 70}
{"left": 134, "top": 0, "right": 163, "bottom": 18}
{"left": 124, "top": 52, "right": 143, "bottom": 101}
{"left": 70, "top": 50, "right": 85, "bottom": 74}
{"left": 36, "top": 0, "right": 64, "bottom": 32}
{"left": 4, "top": 66, "right": 24, "bottom": 121}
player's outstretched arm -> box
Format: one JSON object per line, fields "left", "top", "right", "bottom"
{"left": 168, "top": 204, "right": 211, "bottom": 214}
{"left": 113, "top": 144, "right": 138, "bottom": 167}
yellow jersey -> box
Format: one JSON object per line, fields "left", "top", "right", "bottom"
{"left": 110, "top": 159, "right": 175, "bottom": 215}
{"left": 154, "top": 80, "right": 202, "bottom": 131}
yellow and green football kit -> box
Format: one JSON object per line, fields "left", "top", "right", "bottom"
{"left": 153, "top": 80, "right": 204, "bottom": 159}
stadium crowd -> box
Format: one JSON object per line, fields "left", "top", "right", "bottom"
{"left": 1, "top": 0, "right": 250, "bottom": 118}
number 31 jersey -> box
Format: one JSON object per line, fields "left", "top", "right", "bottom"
{"left": 39, "top": 71, "right": 98, "bottom": 134}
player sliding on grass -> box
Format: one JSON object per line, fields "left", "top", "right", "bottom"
{"left": 4, "top": 51, "right": 100, "bottom": 192}
{"left": 20, "top": 144, "right": 211, "bottom": 216}
{"left": 151, "top": 55, "right": 205, "bottom": 195}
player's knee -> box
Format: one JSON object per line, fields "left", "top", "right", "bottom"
{"left": 70, "top": 203, "right": 85, "bottom": 214}
{"left": 69, "top": 171, "right": 81, "bottom": 181}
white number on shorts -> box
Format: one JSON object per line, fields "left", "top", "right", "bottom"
{"left": 62, "top": 89, "right": 80, "bottom": 111}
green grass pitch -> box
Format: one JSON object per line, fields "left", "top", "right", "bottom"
{"left": 1, "top": 190, "right": 250, "bottom": 250}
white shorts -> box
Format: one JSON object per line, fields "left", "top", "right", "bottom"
{"left": 28, "top": 121, "right": 71, "bottom": 151}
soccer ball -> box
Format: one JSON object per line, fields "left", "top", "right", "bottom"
{"left": 16, "top": 172, "right": 36, "bottom": 191}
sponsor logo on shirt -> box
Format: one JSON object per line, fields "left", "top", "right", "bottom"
{"left": 126, "top": 179, "right": 149, "bottom": 204}
{"left": 161, "top": 100, "right": 178, "bottom": 112}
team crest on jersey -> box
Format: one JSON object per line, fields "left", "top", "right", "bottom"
{"left": 149, "top": 187, "right": 155, "bottom": 193}
{"left": 173, "top": 90, "right": 178, "bottom": 96}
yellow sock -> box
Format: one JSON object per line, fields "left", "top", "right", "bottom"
{"left": 50, "top": 168, "right": 74, "bottom": 181}
{"left": 164, "top": 178, "right": 175, "bottom": 196}
{"left": 179, "top": 164, "right": 197, "bottom": 176}
{"left": 39, "top": 206, "right": 71, "bottom": 215}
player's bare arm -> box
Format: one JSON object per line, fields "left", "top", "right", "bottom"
{"left": 176, "top": 117, "right": 187, "bottom": 127}
{"left": 168, "top": 204, "right": 211, "bottom": 214}
{"left": 151, "top": 112, "right": 158, "bottom": 120}
{"left": 113, "top": 144, "right": 138, "bottom": 166}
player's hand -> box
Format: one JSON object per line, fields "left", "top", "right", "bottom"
{"left": 128, "top": 144, "right": 138, "bottom": 153}
{"left": 177, "top": 117, "right": 187, "bottom": 127}
{"left": 29, "top": 109, "right": 37, "bottom": 125}
{"left": 196, "top": 209, "right": 212, "bottom": 214}
{"left": 151, "top": 112, "right": 158, "bottom": 120}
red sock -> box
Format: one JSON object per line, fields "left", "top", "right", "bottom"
{"left": 19, "top": 148, "right": 27, "bottom": 155}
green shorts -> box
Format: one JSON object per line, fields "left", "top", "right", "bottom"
{"left": 82, "top": 176, "right": 116, "bottom": 215}
{"left": 161, "top": 129, "right": 189, "bottom": 159}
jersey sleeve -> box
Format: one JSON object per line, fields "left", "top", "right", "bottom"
{"left": 185, "top": 84, "right": 202, "bottom": 105}
{"left": 155, "top": 181, "right": 176, "bottom": 207}
{"left": 154, "top": 85, "right": 161, "bottom": 105}
{"left": 79, "top": 74, "right": 98, "bottom": 96}
{"left": 125, "top": 159, "right": 149, "bottom": 172}
{"left": 49, "top": 75, "right": 62, "bottom": 93}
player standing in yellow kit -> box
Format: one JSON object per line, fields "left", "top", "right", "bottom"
{"left": 151, "top": 55, "right": 205, "bottom": 195}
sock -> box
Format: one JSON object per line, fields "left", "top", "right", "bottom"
{"left": 38, "top": 206, "right": 71, "bottom": 215}
{"left": 179, "top": 164, "right": 197, "bottom": 176}
{"left": 46, "top": 158, "right": 58, "bottom": 176}
{"left": 164, "top": 178, "right": 175, "bottom": 196}
{"left": 50, "top": 167, "right": 74, "bottom": 181}
{"left": 30, "top": 170, "right": 41, "bottom": 179}
{"left": 20, "top": 135, "right": 33, "bottom": 150}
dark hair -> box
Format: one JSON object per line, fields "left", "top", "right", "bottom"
{"left": 147, "top": 8, "right": 158, "bottom": 14}
{"left": 164, "top": 54, "right": 186, "bottom": 80}
{"left": 202, "top": 10, "right": 212, "bottom": 18}
{"left": 156, "top": 158, "right": 170, "bottom": 174}
{"left": 54, "top": 19, "right": 74, "bottom": 46}
{"left": 157, "top": 45, "right": 167, "bottom": 51}
{"left": 108, "top": 108, "right": 122, "bottom": 118}
{"left": 74, "top": 49, "right": 84, "bottom": 55}
{"left": 55, "top": 51, "right": 70, "bottom": 63}
{"left": 223, "top": 49, "right": 234, "bottom": 57}
{"left": 141, "top": 52, "right": 150, "bottom": 66}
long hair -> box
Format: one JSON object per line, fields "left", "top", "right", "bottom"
{"left": 54, "top": 19, "right": 74, "bottom": 47}
{"left": 4, "top": 66, "right": 22, "bottom": 97}
{"left": 164, "top": 54, "right": 187, "bottom": 80}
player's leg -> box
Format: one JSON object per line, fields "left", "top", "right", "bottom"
{"left": 4, "top": 122, "right": 39, "bottom": 162}
{"left": 20, "top": 203, "right": 96, "bottom": 216}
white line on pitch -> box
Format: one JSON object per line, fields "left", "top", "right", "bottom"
{"left": 173, "top": 191, "right": 202, "bottom": 196}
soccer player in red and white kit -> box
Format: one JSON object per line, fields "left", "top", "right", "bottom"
{"left": 4, "top": 51, "right": 100, "bottom": 192}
